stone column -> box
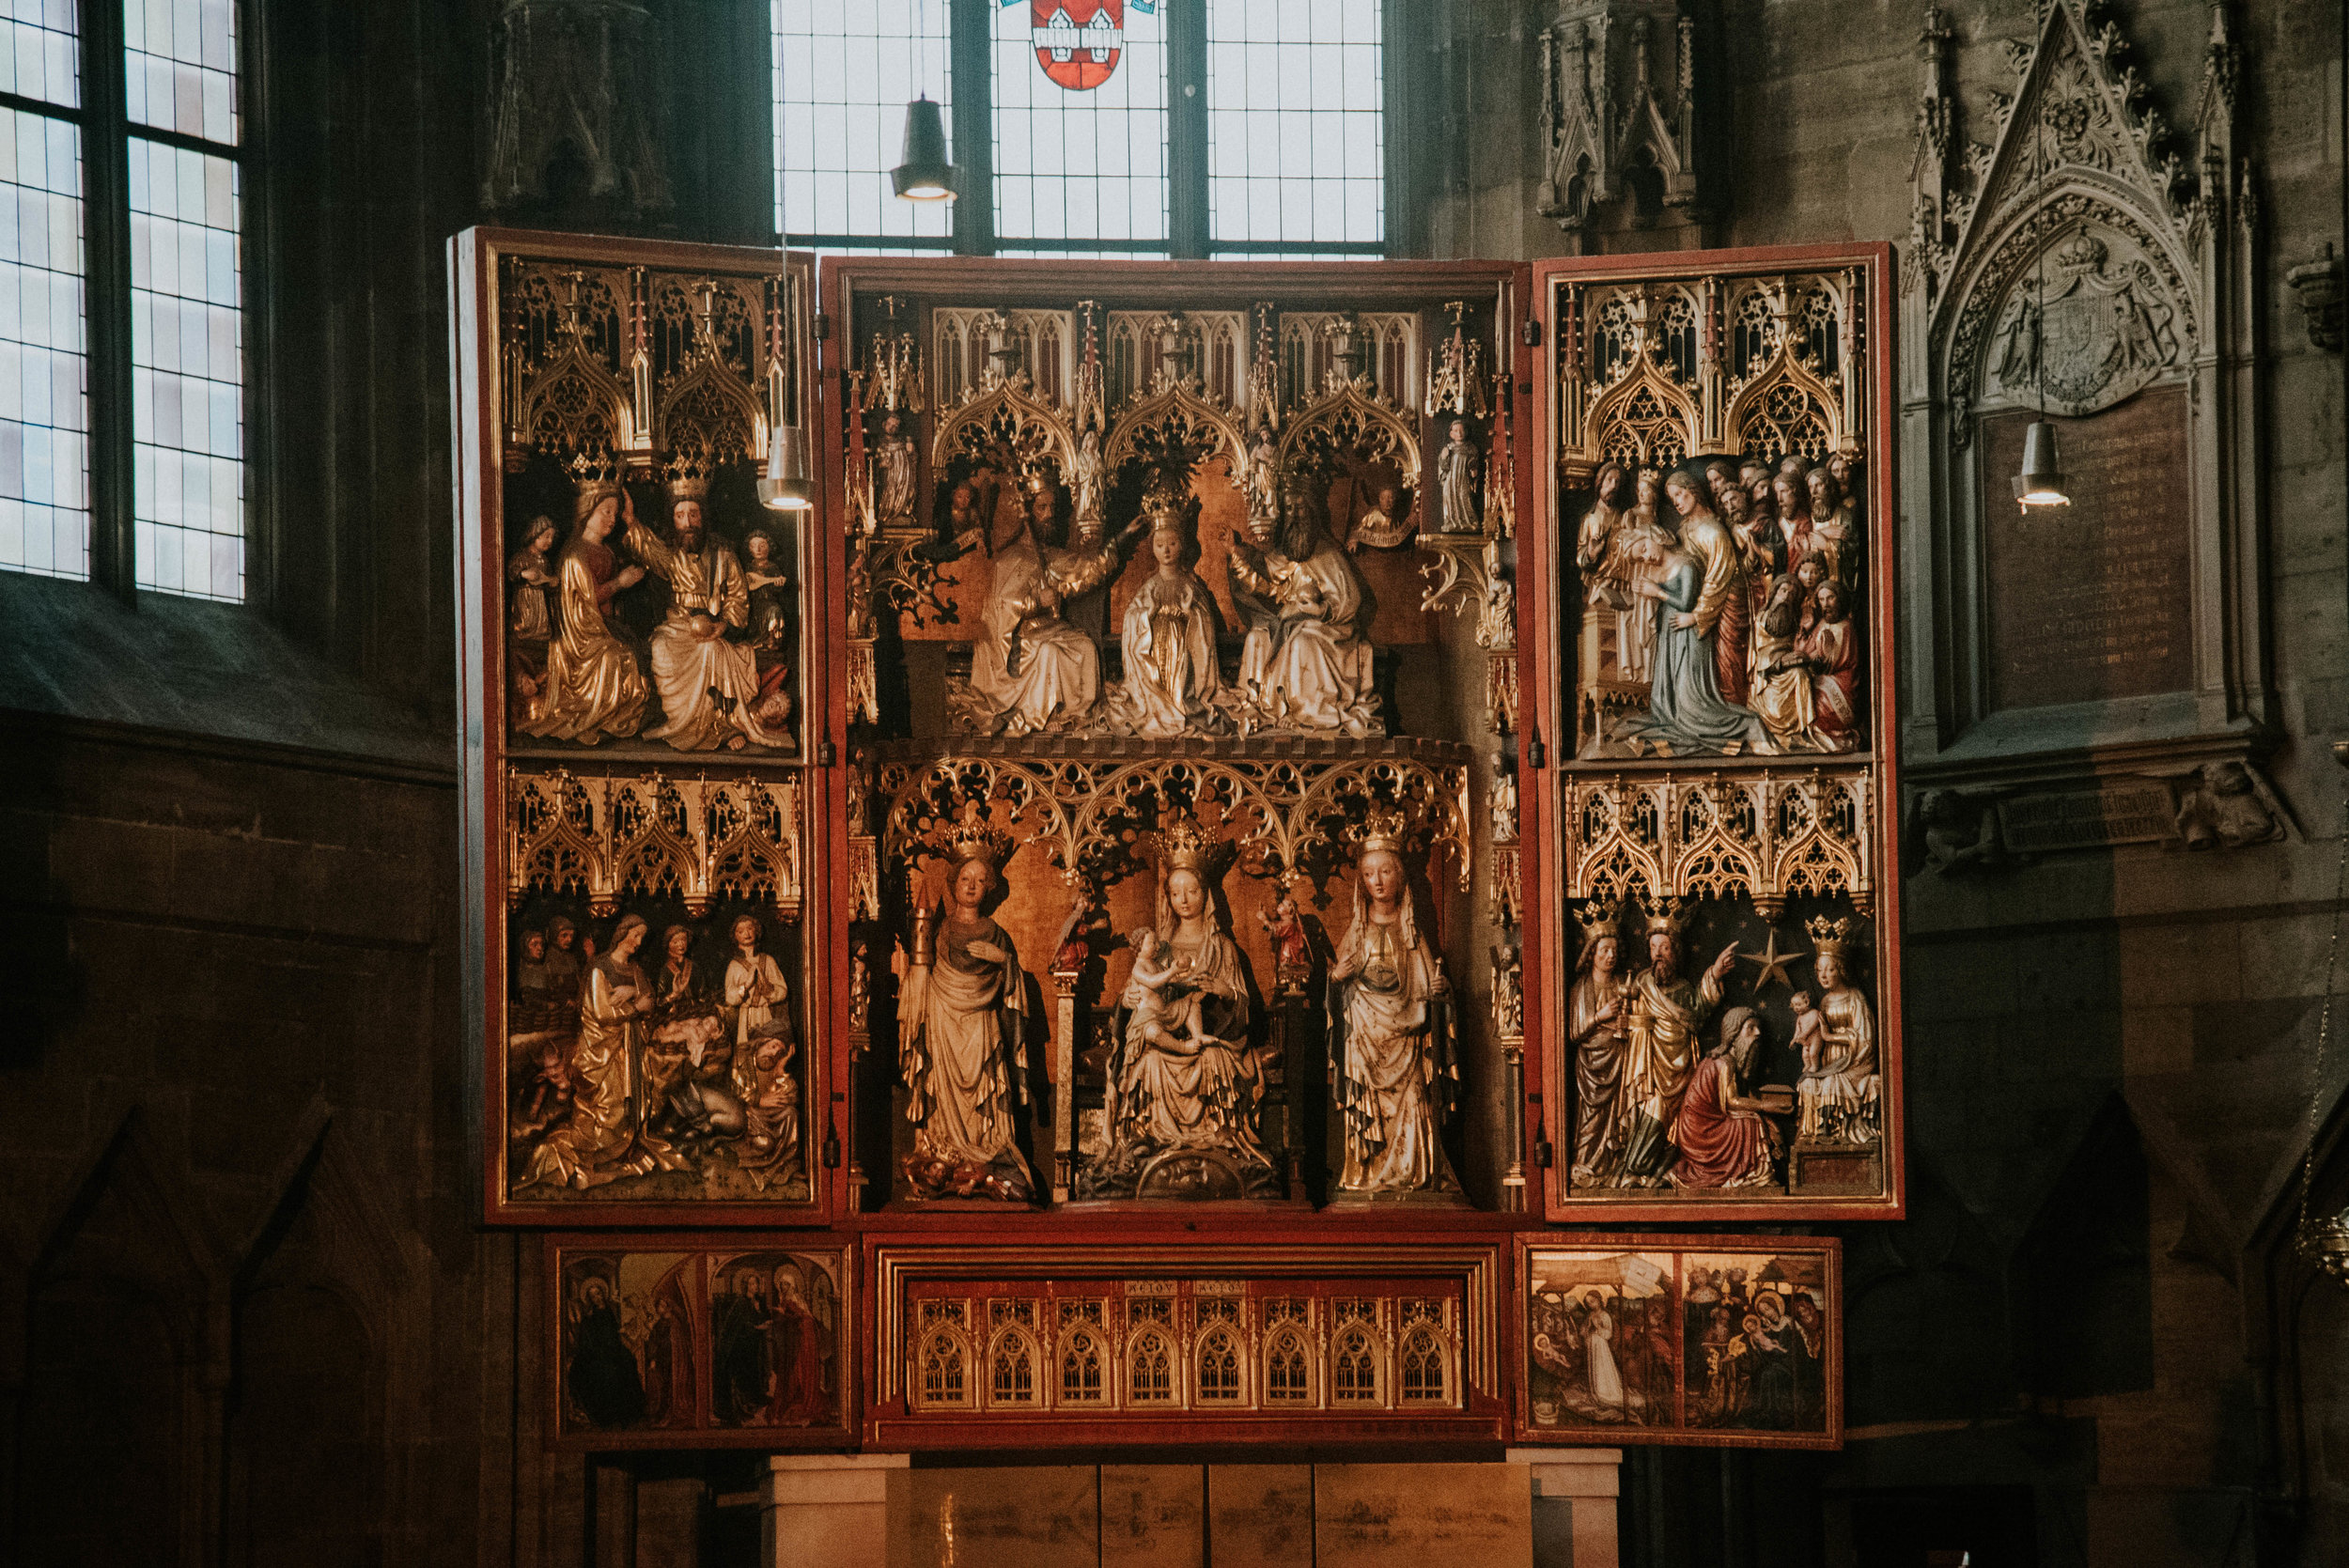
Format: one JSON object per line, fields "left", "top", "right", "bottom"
{"left": 764, "top": 1453, "right": 909, "bottom": 1568}
{"left": 1507, "top": 1447, "right": 1623, "bottom": 1568}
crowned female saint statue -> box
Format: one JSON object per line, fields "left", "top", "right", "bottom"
{"left": 1110, "top": 490, "right": 1228, "bottom": 737}
{"left": 893, "top": 805, "right": 1035, "bottom": 1201}
{"left": 1795, "top": 917, "right": 1878, "bottom": 1145}
{"left": 1084, "top": 817, "right": 1270, "bottom": 1200}
{"left": 1329, "top": 810, "right": 1461, "bottom": 1199}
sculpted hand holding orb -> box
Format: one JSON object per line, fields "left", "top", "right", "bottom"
{"left": 1330, "top": 812, "right": 1460, "bottom": 1199}
{"left": 1229, "top": 467, "right": 1380, "bottom": 737}
{"left": 894, "top": 810, "right": 1034, "bottom": 1201}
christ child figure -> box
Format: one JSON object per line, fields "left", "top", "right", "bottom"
{"left": 1790, "top": 989, "right": 1829, "bottom": 1140}
{"left": 1123, "top": 929, "right": 1209, "bottom": 1055}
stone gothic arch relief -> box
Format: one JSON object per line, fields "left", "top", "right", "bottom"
{"left": 1901, "top": 0, "right": 2265, "bottom": 760}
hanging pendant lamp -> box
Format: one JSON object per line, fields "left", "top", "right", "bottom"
{"left": 893, "top": 95, "right": 956, "bottom": 201}
{"left": 2013, "top": 419, "right": 2069, "bottom": 511}
{"left": 758, "top": 422, "right": 813, "bottom": 511}
{"left": 2012, "top": 69, "right": 2073, "bottom": 514}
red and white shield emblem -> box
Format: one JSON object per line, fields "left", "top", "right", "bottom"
{"left": 1029, "top": 1, "right": 1124, "bottom": 91}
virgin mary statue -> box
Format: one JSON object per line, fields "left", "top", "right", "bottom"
{"left": 1328, "top": 814, "right": 1461, "bottom": 1199}
{"left": 1082, "top": 817, "right": 1270, "bottom": 1200}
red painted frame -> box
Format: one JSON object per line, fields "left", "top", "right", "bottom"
{"left": 1523, "top": 242, "right": 1906, "bottom": 1225}
{"left": 453, "top": 227, "right": 840, "bottom": 1226}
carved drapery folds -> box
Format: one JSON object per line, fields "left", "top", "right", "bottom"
{"left": 1901, "top": 0, "right": 2266, "bottom": 764}
{"left": 1536, "top": 0, "right": 1703, "bottom": 241}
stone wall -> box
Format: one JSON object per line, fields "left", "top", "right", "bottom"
{"left": 1422, "top": 0, "right": 2349, "bottom": 1561}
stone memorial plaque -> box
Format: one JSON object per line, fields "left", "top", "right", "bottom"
{"left": 1980, "top": 386, "right": 2193, "bottom": 713}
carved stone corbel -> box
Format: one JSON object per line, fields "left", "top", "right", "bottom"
{"left": 2287, "top": 245, "right": 2343, "bottom": 351}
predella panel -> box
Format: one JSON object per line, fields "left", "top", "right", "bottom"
{"left": 548, "top": 1237, "right": 855, "bottom": 1449}
{"left": 1517, "top": 1234, "right": 1842, "bottom": 1450}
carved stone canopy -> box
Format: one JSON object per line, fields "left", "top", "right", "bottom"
{"left": 1535, "top": 0, "right": 1702, "bottom": 237}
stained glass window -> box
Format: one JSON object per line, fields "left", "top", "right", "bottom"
{"left": 0, "top": 108, "right": 87, "bottom": 582}
{"left": 0, "top": 0, "right": 249, "bottom": 600}
{"left": 773, "top": 3, "right": 1384, "bottom": 257}
{"left": 1206, "top": 0, "right": 1383, "bottom": 253}
{"left": 990, "top": 1, "right": 1167, "bottom": 256}
{"left": 129, "top": 138, "right": 240, "bottom": 599}
{"left": 123, "top": 0, "right": 235, "bottom": 144}
{"left": 772, "top": 0, "right": 956, "bottom": 249}
{"left": 1, "top": 0, "right": 81, "bottom": 108}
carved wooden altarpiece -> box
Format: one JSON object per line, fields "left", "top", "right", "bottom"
{"left": 456, "top": 233, "right": 1879, "bottom": 1453}
{"left": 1527, "top": 243, "right": 1906, "bottom": 1222}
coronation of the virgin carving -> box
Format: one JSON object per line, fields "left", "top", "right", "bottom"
{"left": 843, "top": 269, "right": 1527, "bottom": 1211}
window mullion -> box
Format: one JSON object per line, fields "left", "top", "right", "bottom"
{"left": 950, "top": 0, "right": 993, "bottom": 256}
{"left": 83, "top": 0, "right": 138, "bottom": 605}
{"left": 1167, "top": 0, "right": 1207, "bottom": 259}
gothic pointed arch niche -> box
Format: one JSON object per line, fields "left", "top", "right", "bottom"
{"left": 1903, "top": 0, "right": 2266, "bottom": 768}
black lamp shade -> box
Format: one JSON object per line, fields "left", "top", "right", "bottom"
{"left": 2012, "top": 419, "right": 2070, "bottom": 511}
{"left": 892, "top": 97, "right": 956, "bottom": 201}
{"left": 758, "top": 424, "right": 813, "bottom": 511}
